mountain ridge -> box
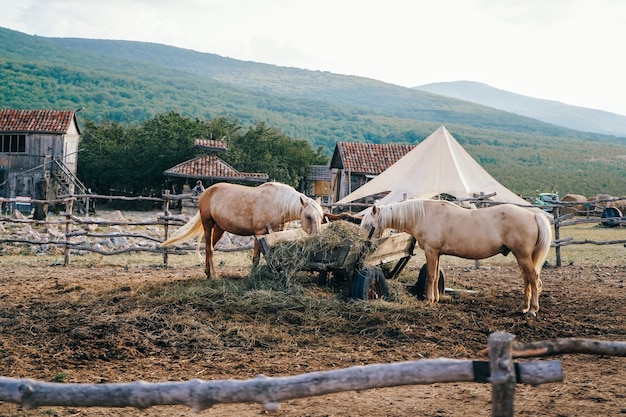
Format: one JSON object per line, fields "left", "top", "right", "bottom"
{"left": 415, "top": 80, "right": 626, "bottom": 137}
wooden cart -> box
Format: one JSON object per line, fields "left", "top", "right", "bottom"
{"left": 256, "top": 225, "right": 419, "bottom": 300}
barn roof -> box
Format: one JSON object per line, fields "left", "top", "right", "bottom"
{"left": 330, "top": 142, "right": 414, "bottom": 174}
{"left": 0, "top": 109, "right": 79, "bottom": 134}
{"left": 307, "top": 165, "right": 331, "bottom": 181}
{"left": 194, "top": 138, "right": 227, "bottom": 152}
{"left": 163, "top": 155, "right": 268, "bottom": 183}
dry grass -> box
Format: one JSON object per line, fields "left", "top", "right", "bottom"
{"left": 258, "top": 221, "right": 371, "bottom": 285}
{"left": 2, "top": 222, "right": 622, "bottom": 349}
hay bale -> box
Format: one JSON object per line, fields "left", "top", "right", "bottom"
{"left": 561, "top": 194, "right": 588, "bottom": 216}
{"left": 589, "top": 194, "right": 626, "bottom": 214}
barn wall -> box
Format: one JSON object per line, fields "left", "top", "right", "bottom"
{"left": 63, "top": 120, "right": 80, "bottom": 173}
{"left": 2, "top": 171, "right": 45, "bottom": 199}
{"left": 1, "top": 120, "right": 81, "bottom": 200}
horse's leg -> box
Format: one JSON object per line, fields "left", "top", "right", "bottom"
{"left": 211, "top": 226, "right": 225, "bottom": 247}
{"left": 252, "top": 240, "right": 261, "bottom": 267}
{"left": 424, "top": 249, "right": 441, "bottom": 304}
{"left": 200, "top": 218, "right": 221, "bottom": 279}
{"left": 206, "top": 226, "right": 225, "bottom": 278}
{"left": 517, "top": 256, "right": 540, "bottom": 316}
{"left": 202, "top": 224, "right": 215, "bottom": 279}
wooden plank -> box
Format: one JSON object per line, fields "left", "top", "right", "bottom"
{"left": 364, "top": 233, "right": 415, "bottom": 266}
{"left": 309, "top": 244, "right": 352, "bottom": 266}
{"left": 257, "top": 228, "right": 308, "bottom": 250}
{"left": 254, "top": 225, "right": 324, "bottom": 256}
{"left": 256, "top": 224, "right": 330, "bottom": 257}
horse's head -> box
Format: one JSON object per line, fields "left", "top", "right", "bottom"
{"left": 299, "top": 196, "right": 324, "bottom": 234}
{"left": 360, "top": 205, "right": 384, "bottom": 239}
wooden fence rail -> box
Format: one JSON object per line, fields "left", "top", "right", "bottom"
{"left": 0, "top": 332, "right": 623, "bottom": 416}
{"left": 0, "top": 332, "right": 555, "bottom": 416}
{"left": 0, "top": 194, "right": 194, "bottom": 266}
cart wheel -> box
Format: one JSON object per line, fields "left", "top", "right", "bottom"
{"left": 352, "top": 266, "right": 388, "bottom": 300}
{"left": 413, "top": 263, "right": 445, "bottom": 301}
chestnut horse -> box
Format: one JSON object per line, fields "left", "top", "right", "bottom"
{"left": 161, "top": 182, "right": 324, "bottom": 278}
{"left": 361, "top": 199, "right": 552, "bottom": 316}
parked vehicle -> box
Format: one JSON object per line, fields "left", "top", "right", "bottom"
{"left": 533, "top": 192, "right": 559, "bottom": 212}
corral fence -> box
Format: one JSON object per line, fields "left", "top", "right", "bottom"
{"left": 0, "top": 192, "right": 206, "bottom": 266}
{"left": 333, "top": 193, "right": 626, "bottom": 268}
{"left": 0, "top": 331, "right": 624, "bottom": 416}
{"left": 0, "top": 193, "right": 625, "bottom": 267}
{"left": 549, "top": 196, "right": 626, "bottom": 266}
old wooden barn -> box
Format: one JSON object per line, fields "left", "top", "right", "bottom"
{"left": 0, "top": 109, "right": 85, "bottom": 216}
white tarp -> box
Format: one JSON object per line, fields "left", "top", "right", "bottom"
{"left": 337, "top": 125, "right": 531, "bottom": 207}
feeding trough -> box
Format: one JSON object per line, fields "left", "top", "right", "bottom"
{"left": 256, "top": 221, "right": 422, "bottom": 300}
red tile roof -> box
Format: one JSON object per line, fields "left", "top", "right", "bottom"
{"left": 0, "top": 109, "right": 77, "bottom": 134}
{"left": 194, "top": 138, "right": 227, "bottom": 152}
{"left": 331, "top": 142, "right": 415, "bottom": 174}
{"left": 163, "top": 155, "right": 268, "bottom": 182}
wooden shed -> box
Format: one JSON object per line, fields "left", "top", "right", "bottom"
{"left": 163, "top": 139, "right": 269, "bottom": 187}
{"left": 300, "top": 165, "right": 331, "bottom": 204}
{"left": 329, "top": 142, "right": 414, "bottom": 205}
{"left": 163, "top": 138, "right": 269, "bottom": 213}
{"left": 0, "top": 109, "right": 85, "bottom": 215}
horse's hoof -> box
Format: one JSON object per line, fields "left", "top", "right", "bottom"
{"left": 524, "top": 311, "right": 537, "bottom": 318}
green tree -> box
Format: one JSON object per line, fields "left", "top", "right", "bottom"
{"left": 133, "top": 112, "right": 208, "bottom": 193}
{"left": 223, "top": 122, "right": 328, "bottom": 187}
{"left": 77, "top": 119, "right": 138, "bottom": 193}
{"left": 78, "top": 114, "right": 326, "bottom": 195}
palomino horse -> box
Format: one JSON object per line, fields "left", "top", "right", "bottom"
{"left": 361, "top": 199, "right": 552, "bottom": 316}
{"left": 161, "top": 182, "right": 324, "bottom": 278}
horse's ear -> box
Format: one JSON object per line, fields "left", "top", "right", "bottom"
{"left": 300, "top": 195, "right": 306, "bottom": 206}
{"left": 372, "top": 205, "right": 379, "bottom": 215}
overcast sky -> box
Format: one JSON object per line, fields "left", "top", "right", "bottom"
{"left": 1, "top": 0, "right": 625, "bottom": 116}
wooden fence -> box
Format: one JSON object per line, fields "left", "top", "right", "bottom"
{"left": 0, "top": 193, "right": 197, "bottom": 266}
{"left": 550, "top": 198, "right": 626, "bottom": 266}
{"left": 0, "top": 194, "right": 625, "bottom": 267}
{"left": 0, "top": 332, "right": 624, "bottom": 416}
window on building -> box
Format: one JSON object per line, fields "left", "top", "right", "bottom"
{"left": 1, "top": 134, "right": 26, "bottom": 153}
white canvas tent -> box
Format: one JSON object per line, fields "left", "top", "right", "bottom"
{"left": 337, "top": 125, "right": 532, "bottom": 207}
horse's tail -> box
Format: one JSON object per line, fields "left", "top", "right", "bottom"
{"left": 160, "top": 212, "right": 204, "bottom": 247}
{"left": 533, "top": 212, "right": 552, "bottom": 275}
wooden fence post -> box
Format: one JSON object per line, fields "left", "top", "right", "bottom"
{"left": 63, "top": 215, "right": 71, "bottom": 267}
{"left": 489, "top": 331, "right": 516, "bottom": 417}
{"left": 553, "top": 206, "right": 561, "bottom": 267}
{"left": 162, "top": 191, "right": 170, "bottom": 267}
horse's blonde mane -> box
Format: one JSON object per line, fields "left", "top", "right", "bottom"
{"left": 379, "top": 199, "right": 425, "bottom": 230}
{"left": 266, "top": 182, "right": 311, "bottom": 218}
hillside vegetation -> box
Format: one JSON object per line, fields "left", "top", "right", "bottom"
{"left": 1, "top": 27, "right": 626, "bottom": 197}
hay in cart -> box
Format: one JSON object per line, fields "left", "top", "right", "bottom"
{"left": 256, "top": 221, "right": 374, "bottom": 285}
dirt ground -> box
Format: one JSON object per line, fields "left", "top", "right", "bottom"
{"left": 0, "top": 244, "right": 625, "bottom": 416}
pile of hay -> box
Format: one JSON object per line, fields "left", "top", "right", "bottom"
{"left": 253, "top": 221, "right": 372, "bottom": 286}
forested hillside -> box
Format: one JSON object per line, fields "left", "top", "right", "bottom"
{"left": 1, "top": 26, "right": 626, "bottom": 197}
